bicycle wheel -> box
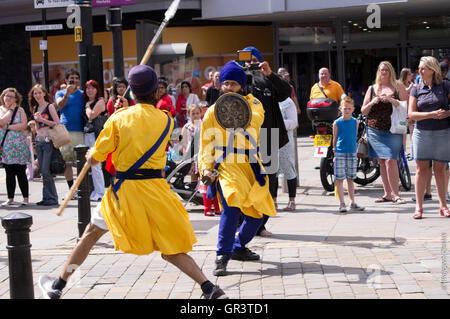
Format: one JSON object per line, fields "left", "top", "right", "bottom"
{"left": 320, "top": 150, "right": 335, "bottom": 192}
{"left": 354, "top": 157, "right": 380, "bottom": 186}
{"left": 398, "top": 157, "right": 412, "bottom": 191}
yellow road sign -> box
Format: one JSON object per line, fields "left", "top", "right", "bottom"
{"left": 74, "top": 26, "right": 82, "bottom": 42}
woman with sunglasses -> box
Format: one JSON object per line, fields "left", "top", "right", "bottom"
{"left": 0, "top": 88, "right": 31, "bottom": 206}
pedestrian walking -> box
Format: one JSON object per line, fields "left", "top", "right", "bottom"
{"left": 38, "top": 65, "right": 227, "bottom": 300}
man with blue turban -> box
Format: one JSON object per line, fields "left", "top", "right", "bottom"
{"left": 199, "top": 60, "right": 278, "bottom": 276}
{"left": 241, "top": 46, "right": 292, "bottom": 237}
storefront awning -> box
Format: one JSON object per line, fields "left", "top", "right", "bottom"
{"left": 150, "top": 43, "right": 193, "bottom": 65}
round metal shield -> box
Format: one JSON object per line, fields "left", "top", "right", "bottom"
{"left": 214, "top": 92, "right": 252, "bottom": 130}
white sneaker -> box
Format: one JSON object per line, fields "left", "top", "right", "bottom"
{"left": 350, "top": 203, "right": 365, "bottom": 211}
{"left": 38, "top": 275, "right": 62, "bottom": 299}
{"left": 339, "top": 203, "right": 347, "bottom": 213}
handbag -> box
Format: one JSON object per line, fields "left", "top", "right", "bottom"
{"left": 0, "top": 107, "right": 19, "bottom": 157}
{"left": 356, "top": 136, "right": 368, "bottom": 158}
{"left": 92, "top": 112, "right": 108, "bottom": 138}
{"left": 48, "top": 123, "right": 71, "bottom": 148}
{"left": 50, "top": 147, "right": 66, "bottom": 175}
{"left": 390, "top": 100, "right": 408, "bottom": 134}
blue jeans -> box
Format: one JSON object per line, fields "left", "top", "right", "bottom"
{"left": 36, "top": 140, "right": 58, "bottom": 204}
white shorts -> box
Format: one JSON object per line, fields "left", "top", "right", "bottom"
{"left": 90, "top": 202, "right": 109, "bottom": 231}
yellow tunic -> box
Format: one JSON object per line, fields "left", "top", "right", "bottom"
{"left": 91, "top": 103, "right": 197, "bottom": 255}
{"left": 198, "top": 93, "right": 276, "bottom": 219}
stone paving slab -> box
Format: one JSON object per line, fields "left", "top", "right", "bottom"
{"left": 0, "top": 137, "right": 449, "bottom": 299}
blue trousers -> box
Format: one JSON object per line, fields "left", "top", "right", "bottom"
{"left": 217, "top": 182, "right": 263, "bottom": 259}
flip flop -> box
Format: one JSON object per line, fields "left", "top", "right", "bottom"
{"left": 393, "top": 197, "right": 407, "bottom": 205}
{"left": 374, "top": 197, "right": 392, "bottom": 203}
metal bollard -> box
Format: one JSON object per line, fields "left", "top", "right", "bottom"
{"left": 74, "top": 144, "right": 92, "bottom": 240}
{"left": 1, "top": 213, "right": 34, "bottom": 299}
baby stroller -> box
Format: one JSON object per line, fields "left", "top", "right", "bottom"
{"left": 165, "top": 127, "right": 204, "bottom": 206}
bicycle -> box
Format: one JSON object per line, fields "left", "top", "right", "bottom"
{"left": 398, "top": 145, "right": 412, "bottom": 191}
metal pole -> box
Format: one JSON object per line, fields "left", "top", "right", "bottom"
{"left": 74, "top": 145, "right": 91, "bottom": 240}
{"left": 1, "top": 213, "right": 34, "bottom": 299}
{"left": 78, "top": 0, "right": 93, "bottom": 90}
{"left": 109, "top": 6, "right": 124, "bottom": 79}
{"left": 42, "top": 9, "right": 49, "bottom": 91}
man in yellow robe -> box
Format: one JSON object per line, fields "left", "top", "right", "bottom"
{"left": 199, "top": 61, "right": 277, "bottom": 276}
{"left": 39, "top": 65, "right": 227, "bottom": 299}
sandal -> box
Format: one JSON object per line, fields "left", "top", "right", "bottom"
{"left": 204, "top": 211, "right": 215, "bottom": 217}
{"left": 393, "top": 197, "right": 407, "bottom": 205}
{"left": 283, "top": 201, "right": 296, "bottom": 211}
{"left": 375, "top": 197, "right": 392, "bottom": 203}
{"left": 440, "top": 207, "right": 450, "bottom": 217}
{"left": 413, "top": 208, "right": 423, "bottom": 219}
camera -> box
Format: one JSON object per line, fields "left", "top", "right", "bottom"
{"left": 236, "top": 50, "right": 261, "bottom": 71}
{"left": 69, "top": 79, "right": 74, "bottom": 85}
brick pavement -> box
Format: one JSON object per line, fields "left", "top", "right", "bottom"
{"left": 0, "top": 136, "right": 449, "bottom": 299}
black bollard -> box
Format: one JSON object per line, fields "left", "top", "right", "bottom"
{"left": 74, "top": 145, "right": 92, "bottom": 240}
{"left": 1, "top": 213, "right": 34, "bottom": 299}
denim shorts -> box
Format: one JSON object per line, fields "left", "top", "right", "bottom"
{"left": 411, "top": 128, "right": 450, "bottom": 163}
{"left": 334, "top": 152, "right": 357, "bottom": 180}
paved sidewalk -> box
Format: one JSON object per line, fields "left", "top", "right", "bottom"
{"left": 0, "top": 136, "right": 449, "bottom": 299}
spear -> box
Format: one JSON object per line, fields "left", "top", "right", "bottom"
{"left": 57, "top": 0, "right": 181, "bottom": 216}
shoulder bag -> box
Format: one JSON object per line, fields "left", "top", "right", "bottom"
{"left": 48, "top": 123, "right": 71, "bottom": 148}
{"left": 390, "top": 89, "right": 408, "bottom": 134}
{"left": 50, "top": 146, "right": 66, "bottom": 175}
{"left": 0, "top": 106, "right": 19, "bottom": 157}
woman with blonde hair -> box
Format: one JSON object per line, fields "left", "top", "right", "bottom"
{"left": 409, "top": 56, "right": 450, "bottom": 219}
{"left": 361, "top": 61, "right": 408, "bottom": 204}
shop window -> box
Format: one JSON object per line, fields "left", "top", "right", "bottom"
{"left": 407, "top": 16, "right": 450, "bottom": 40}
{"left": 343, "top": 19, "right": 399, "bottom": 43}
{"left": 279, "top": 22, "right": 336, "bottom": 46}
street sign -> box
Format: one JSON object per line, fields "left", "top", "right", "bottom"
{"left": 92, "top": 0, "right": 135, "bottom": 7}
{"left": 74, "top": 26, "right": 83, "bottom": 42}
{"left": 25, "top": 24, "right": 63, "bottom": 31}
{"left": 34, "top": 0, "right": 75, "bottom": 9}
{"left": 39, "top": 40, "right": 48, "bottom": 50}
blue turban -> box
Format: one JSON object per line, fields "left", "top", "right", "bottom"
{"left": 219, "top": 61, "right": 247, "bottom": 89}
{"left": 243, "top": 46, "right": 262, "bottom": 62}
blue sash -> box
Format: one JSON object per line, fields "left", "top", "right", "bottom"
{"left": 111, "top": 114, "right": 172, "bottom": 200}
{"left": 206, "top": 129, "right": 265, "bottom": 199}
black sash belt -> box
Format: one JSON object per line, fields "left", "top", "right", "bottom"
{"left": 115, "top": 169, "right": 162, "bottom": 180}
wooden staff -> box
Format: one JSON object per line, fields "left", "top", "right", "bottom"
{"left": 57, "top": 162, "right": 90, "bottom": 216}
{"left": 56, "top": 0, "right": 181, "bottom": 216}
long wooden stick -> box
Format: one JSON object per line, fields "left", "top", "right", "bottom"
{"left": 57, "top": 162, "right": 91, "bottom": 216}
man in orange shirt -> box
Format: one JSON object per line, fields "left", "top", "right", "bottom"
{"left": 310, "top": 67, "right": 346, "bottom": 103}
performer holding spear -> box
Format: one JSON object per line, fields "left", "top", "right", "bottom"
{"left": 39, "top": 0, "right": 227, "bottom": 300}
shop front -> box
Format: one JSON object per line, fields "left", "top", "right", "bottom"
{"left": 276, "top": 15, "right": 450, "bottom": 133}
